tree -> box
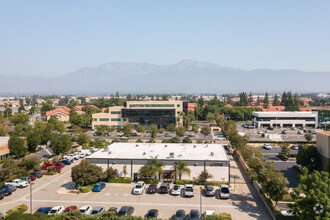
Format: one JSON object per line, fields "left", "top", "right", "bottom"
{"left": 104, "top": 167, "right": 118, "bottom": 179}
{"left": 198, "top": 169, "right": 213, "bottom": 183}
{"left": 273, "top": 94, "right": 280, "bottom": 106}
{"left": 230, "top": 134, "right": 249, "bottom": 150}
{"left": 72, "top": 125, "right": 83, "bottom": 135}
{"left": 148, "top": 124, "right": 158, "bottom": 138}
{"left": 18, "top": 158, "right": 41, "bottom": 171}
{"left": 248, "top": 92, "right": 253, "bottom": 105}
{"left": 136, "top": 124, "right": 146, "bottom": 133}
{"left": 182, "top": 137, "right": 192, "bottom": 143}
{"left": 191, "top": 123, "right": 200, "bottom": 133}
{"left": 263, "top": 92, "right": 269, "bottom": 109}
{"left": 215, "top": 114, "right": 225, "bottom": 128}
{"left": 304, "top": 133, "right": 313, "bottom": 142}
{"left": 122, "top": 123, "right": 133, "bottom": 137}
{"left": 3, "top": 108, "right": 13, "bottom": 118}
{"left": 167, "top": 123, "right": 176, "bottom": 132}
{"left": 205, "top": 113, "right": 216, "bottom": 123}
{"left": 296, "top": 145, "right": 319, "bottom": 172}
{"left": 172, "top": 161, "right": 191, "bottom": 180}
{"left": 123, "top": 165, "right": 128, "bottom": 177}
{"left": 290, "top": 168, "right": 330, "bottom": 219}
{"left": 137, "top": 164, "right": 151, "bottom": 179}
{"left": 238, "top": 92, "right": 248, "bottom": 106}
{"left": 0, "top": 125, "right": 7, "bottom": 136}
{"left": 278, "top": 143, "right": 290, "bottom": 161}
{"left": 96, "top": 125, "right": 106, "bottom": 136}
{"left": 9, "top": 136, "right": 26, "bottom": 158}
{"left": 69, "top": 112, "right": 86, "bottom": 127}
{"left": 136, "top": 138, "right": 144, "bottom": 143}
{"left": 256, "top": 95, "right": 261, "bottom": 106}
{"left": 176, "top": 126, "right": 186, "bottom": 137}
{"left": 76, "top": 133, "right": 90, "bottom": 146}
{"left": 200, "top": 126, "right": 211, "bottom": 139}
{"left": 9, "top": 113, "right": 30, "bottom": 126}
{"left": 48, "top": 116, "right": 66, "bottom": 133}
{"left": 71, "top": 159, "right": 104, "bottom": 186}
{"left": 147, "top": 157, "right": 165, "bottom": 179}
{"left": 50, "top": 134, "right": 72, "bottom": 155}
{"left": 41, "top": 102, "right": 54, "bottom": 113}
{"left": 26, "top": 132, "right": 41, "bottom": 153}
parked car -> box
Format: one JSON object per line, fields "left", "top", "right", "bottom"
{"left": 187, "top": 209, "right": 200, "bottom": 220}
{"left": 268, "top": 127, "right": 274, "bottom": 130}
{"left": 93, "top": 132, "right": 99, "bottom": 136}
{"left": 118, "top": 132, "right": 124, "bottom": 137}
{"left": 103, "top": 133, "right": 109, "bottom": 137}
{"left": 5, "top": 179, "right": 28, "bottom": 188}
{"left": 20, "top": 176, "right": 31, "bottom": 184}
{"left": 79, "top": 149, "right": 92, "bottom": 157}
{"left": 42, "top": 162, "right": 63, "bottom": 169}
{"left": 79, "top": 205, "right": 92, "bottom": 214}
{"left": 34, "top": 207, "right": 52, "bottom": 214}
{"left": 92, "top": 183, "right": 106, "bottom": 192}
{"left": 60, "top": 160, "right": 71, "bottom": 165}
{"left": 264, "top": 129, "right": 270, "bottom": 133}
{"left": 282, "top": 130, "right": 288, "bottom": 134}
{"left": 3, "top": 184, "right": 16, "bottom": 192}
{"left": 91, "top": 206, "right": 105, "bottom": 215}
{"left": 89, "top": 147, "right": 97, "bottom": 153}
{"left": 146, "top": 184, "right": 158, "bottom": 194}
{"left": 204, "top": 185, "right": 215, "bottom": 197}
{"left": 201, "top": 210, "right": 215, "bottom": 218}
{"left": 31, "top": 172, "right": 43, "bottom": 178}
{"left": 133, "top": 181, "right": 145, "bottom": 195}
{"left": 173, "top": 210, "right": 186, "bottom": 220}
{"left": 146, "top": 209, "right": 159, "bottom": 218}
{"left": 27, "top": 174, "right": 37, "bottom": 181}
{"left": 184, "top": 184, "right": 194, "bottom": 197}
{"left": 0, "top": 192, "right": 5, "bottom": 200}
{"left": 48, "top": 206, "right": 64, "bottom": 215}
{"left": 64, "top": 206, "right": 77, "bottom": 213}
{"left": 189, "top": 132, "right": 195, "bottom": 137}
{"left": 108, "top": 207, "right": 118, "bottom": 214}
{"left": 0, "top": 186, "right": 12, "bottom": 196}
{"left": 219, "top": 184, "right": 230, "bottom": 199}
{"left": 171, "top": 185, "right": 181, "bottom": 196}
{"left": 281, "top": 209, "right": 293, "bottom": 216}
{"left": 297, "top": 130, "right": 304, "bottom": 135}
{"left": 117, "top": 206, "right": 134, "bottom": 217}
{"left": 216, "top": 136, "right": 226, "bottom": 140}
{"left": 164, "top": 133, "right": 170, "bottom": 137}
{"left": 158, "top": 182, "right": 170, "bottom": 194}
{"left": 291, "top": 127, "right": 297, "bottom": 130}
{"left": 132, "top": 132, "right": 138, "bottom": 137}
{"left": 263, "top": 144, "right": 272, "bottom": 150}
{"left": 257, "top": 130, "right": 263, "bottom": 134}
{"left": 291, "top": 145, "right": 299, "bottom": 150}
{"left": 82, "top": 129, "right": 88, "bottom": 132}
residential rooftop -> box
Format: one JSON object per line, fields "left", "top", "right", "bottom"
{"left": 87, "top": 143, "right": 229, "bottom": 161}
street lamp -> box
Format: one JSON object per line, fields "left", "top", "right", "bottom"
{"left": 200, "top": 187, "right": 203, "bottom": 214}
{"left": 233, "top": 176, "right": 242, "bottom": 191}
{"left": 30, "top": 182, "right": 34, "bottom": 214}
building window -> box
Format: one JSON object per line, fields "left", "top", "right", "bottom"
{"left": 129, "top": 104, "right": 175, "bottom": 108}
{"left": 123, "top": 119, "right": 127, "bottom": 122}
{"left": 177, "top": 111, "right": 180, "bottom": 115}
{"left": 177, "top": 104, "right": 180, "bottom": 107}
{"left": 93, "top": 118, "right": 97, "bottom": 121}
{"left": 111, "top": 111, "right": 121, "bottom": 114}
{"left": 111, "top": 118, "right": 121, "bottom": 121}
{"left": 94, "top": 126, "right": 97, "bottom": 129}
{"left": 99, "top": 118, "right": 110, "bottom": 121}
{"left": 115, "top": 125, "right": 121, "bottom": 129}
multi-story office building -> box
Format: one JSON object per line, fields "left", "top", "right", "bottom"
{"left": 316, "top": 130, "right": 330, "bottom": 171}
{"left": 92, "top": 101, "right": 187, "bottom": 129}
{"left": 252, "top": 111, "right": 318, "bottom": 128}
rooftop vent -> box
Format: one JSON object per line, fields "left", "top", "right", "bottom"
{"left": 169, "top": 152, "right": 174, "bottom": 158}
{"left": 210, "top": 152, "right": 214, "bottom": 156}
{"left": 205, "top": 144, "right": 208, "bottom": 148}
{"left": 178, "top": 154, "right": 182, "bottom": 157}
{"left": 165, "top": 145, "right": 168, "bottom": 148}
{"left": 193, "top": 145, "right": 197, "bottom": 148}
{"left": 143, "top": 152, "right": 146, "bottom": 155}
{"left": 136, "top": 144, "right": 139, "bottom": 147}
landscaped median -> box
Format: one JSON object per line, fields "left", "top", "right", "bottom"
{"left": 175, "top": 179, "right": 229, "bottom": 186}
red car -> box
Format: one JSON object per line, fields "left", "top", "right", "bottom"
{"left": 82, "top": 129, "right": 88, "bottom": 132}
{"left": 42, "top": 163, "right": 63, "bottom": 169}
{"left": 27, "top": 174, "right": 36, "bottom": 181}
{"left": 64, "top": 206, "right": 77, "bottom": 212}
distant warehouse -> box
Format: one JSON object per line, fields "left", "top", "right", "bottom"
{"left": 86, "top": 143, "right": 230, "bottom": 182}
{"left": 252, "top": 111, "right": 318, "bottom": 128}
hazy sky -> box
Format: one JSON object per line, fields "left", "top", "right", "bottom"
{"left": 1, "top": 0, "right": 330, "bottom": 77}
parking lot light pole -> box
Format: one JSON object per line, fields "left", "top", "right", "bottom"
{"left": 200, "top": 188, "right": 202, "bottom": 214}
{"left": 30, "top": 182, "right": 34, "bottom": 214}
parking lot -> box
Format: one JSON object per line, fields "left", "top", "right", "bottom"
{"left": 0, "top": 155, "right": 271, "bottom": 219}
{"left": 237, "top": 122, "right": 316, "bottom": 142}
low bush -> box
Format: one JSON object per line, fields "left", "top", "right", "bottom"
{"left": 138, "top": 179, "right": 159, "bottom": 184}
{"left": 175, "top": 179, "right": 229, "bottom": 186}
{"left": 202, "top": 213, "right": 232, "bottom": 220}
{"left": 80, "top": 185, "right": 93, "bottom": 193}
{"left": 278, "top": 154, "right": 289, "bottom": 161}
{"left": 281, "top": 193, "right": 294, "bottom": 202}
{"left": 108, "top": 177, "right": 132, "bottom": 183}
{"left": 289, "top": 154, "right": 297, "bottom": 158}
{"left": 6, "top": 204, "right": 28, "bottom": 215}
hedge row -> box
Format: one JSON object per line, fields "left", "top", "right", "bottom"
{"left": 137, "top": 179, "right": 159, "bottom": 184}
{"left": 108, "top": 177, "right": 132, "bottom": 183}
{"left": 80, "top": 185, "right": 94, "bottom": 193}
{"left": 175, "top": 179, "right": 229, "bottom": 186}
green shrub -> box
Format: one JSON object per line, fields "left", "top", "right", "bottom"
{"left": 138, "top": 179, "right": 159, "bottom": 184}
{"left": 6, "top": 204, "right": 28, "bottom": 215}
{"left": 175, "top": 179, "right": 229, "bottom": 186}
{"left": 108, "top": 177, "right": 132, "bottom": 183}
{"left": 289, "top": 154, "right": 297, "bottom": 157}
{"left": 282, "top": 193, "right": 294, "bottom": 202}
{"left": 80, "top": 185, "right": 93, "bottom": 193}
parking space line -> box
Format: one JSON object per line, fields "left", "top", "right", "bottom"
{"left": 120, "top": 185, "right": 127, "bottom": 187}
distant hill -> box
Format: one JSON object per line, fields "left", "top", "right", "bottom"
{"left": 0, "top": 60, "right": 329, "bottom": 94}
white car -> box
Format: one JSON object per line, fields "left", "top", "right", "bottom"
{"left": 80, "top": 205, "right": 92, "bottom": 214}
{"left": 48, "top": 206, "right": 64, "bottom": 215}
{"left": 118, "top": 132, "right": 124, "bottom": 137}
{"left": 219, "top": 184, "right": 230, "bottom": 199}
{"left": 281, "top": 209, "right": 293, "bottom": 216}
{"left": 184, "top": 184, "right": 194, "bottom": 197}
{"left": 216, "top": 136, "right": 226, "bottom": 140}
{"left": 263, "top": 144, "right": 272, "bottom": 150}
{"left": 201, "top": 210, "right": 215, "bottom": 217}
{"left": 171, "top": 185, "right": 181, "bottom": 196}
{"left": 257, "top": 130, "right": 263, "bottom": 134}
{"left": 189, "top": 132, "right": 195, "bottom": 137}
{"left": 133, "top": 181, "right": 145, "bottom": 195}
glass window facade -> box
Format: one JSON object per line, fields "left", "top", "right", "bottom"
{"left": 111, "top": 118, "right": 121, "bottom": 121}
{"left": 257, "top": 117, "right": 316, "bottom": 121}
{"left": 99, "top": 118, "right": 110, "bottom": 121}
{"left": 129, "top": 104, "right": 175, "bottom": 108}
{"left": 111, "top": 111, "right": 121, "bottom": 114}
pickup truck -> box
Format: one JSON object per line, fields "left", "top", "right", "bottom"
{"left": 5, "top": 179, "right": 28, "bottom": 188}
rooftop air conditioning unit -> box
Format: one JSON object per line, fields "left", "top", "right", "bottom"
{"left": 143, "top": 152, "right": 146, "bottom": 155}
{"left": 136, "top": 144, "right": 139, "bottom": 147}
{"left": 210, "top": 152, "right": 214, "bottom": 156}
{"left": 165, "top": 145, "right": 168, "bottom": 148}
{"left": 169, "top": 152, "right": 174, "bottom": 158}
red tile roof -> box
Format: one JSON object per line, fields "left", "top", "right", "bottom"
{"left": 45, "top": 107, "right": 70, "bottom": 117}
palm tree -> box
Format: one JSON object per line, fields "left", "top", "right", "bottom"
{"left": 171, "top": 161, "right": 191, "bottom": 180}
{"left": 147, "top": 156, "right": 165, "bottom": 179}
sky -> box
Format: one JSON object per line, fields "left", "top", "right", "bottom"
{"left": 0, "top": 0, "right": 330, "bottom": 77}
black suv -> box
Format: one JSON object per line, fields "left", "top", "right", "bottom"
{"left": 158, "top": 183, "right": 170, "bottom": 194}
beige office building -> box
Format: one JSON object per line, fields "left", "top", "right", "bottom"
{"left": 316, "top": 130, "right": 330, "bottom": 171}
{"left": 92, "top": 101, "right": 186, "bottom": 130}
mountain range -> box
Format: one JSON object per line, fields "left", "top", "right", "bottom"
{"left": 0, "top": 60, "right": 329, "bottom": 95}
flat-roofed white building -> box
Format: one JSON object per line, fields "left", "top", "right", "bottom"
{"left": 87, "top": 143, "right": 230, "bottom": 182}
{"left": 252, "top": 111, "right": 318, "bottom": 128}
